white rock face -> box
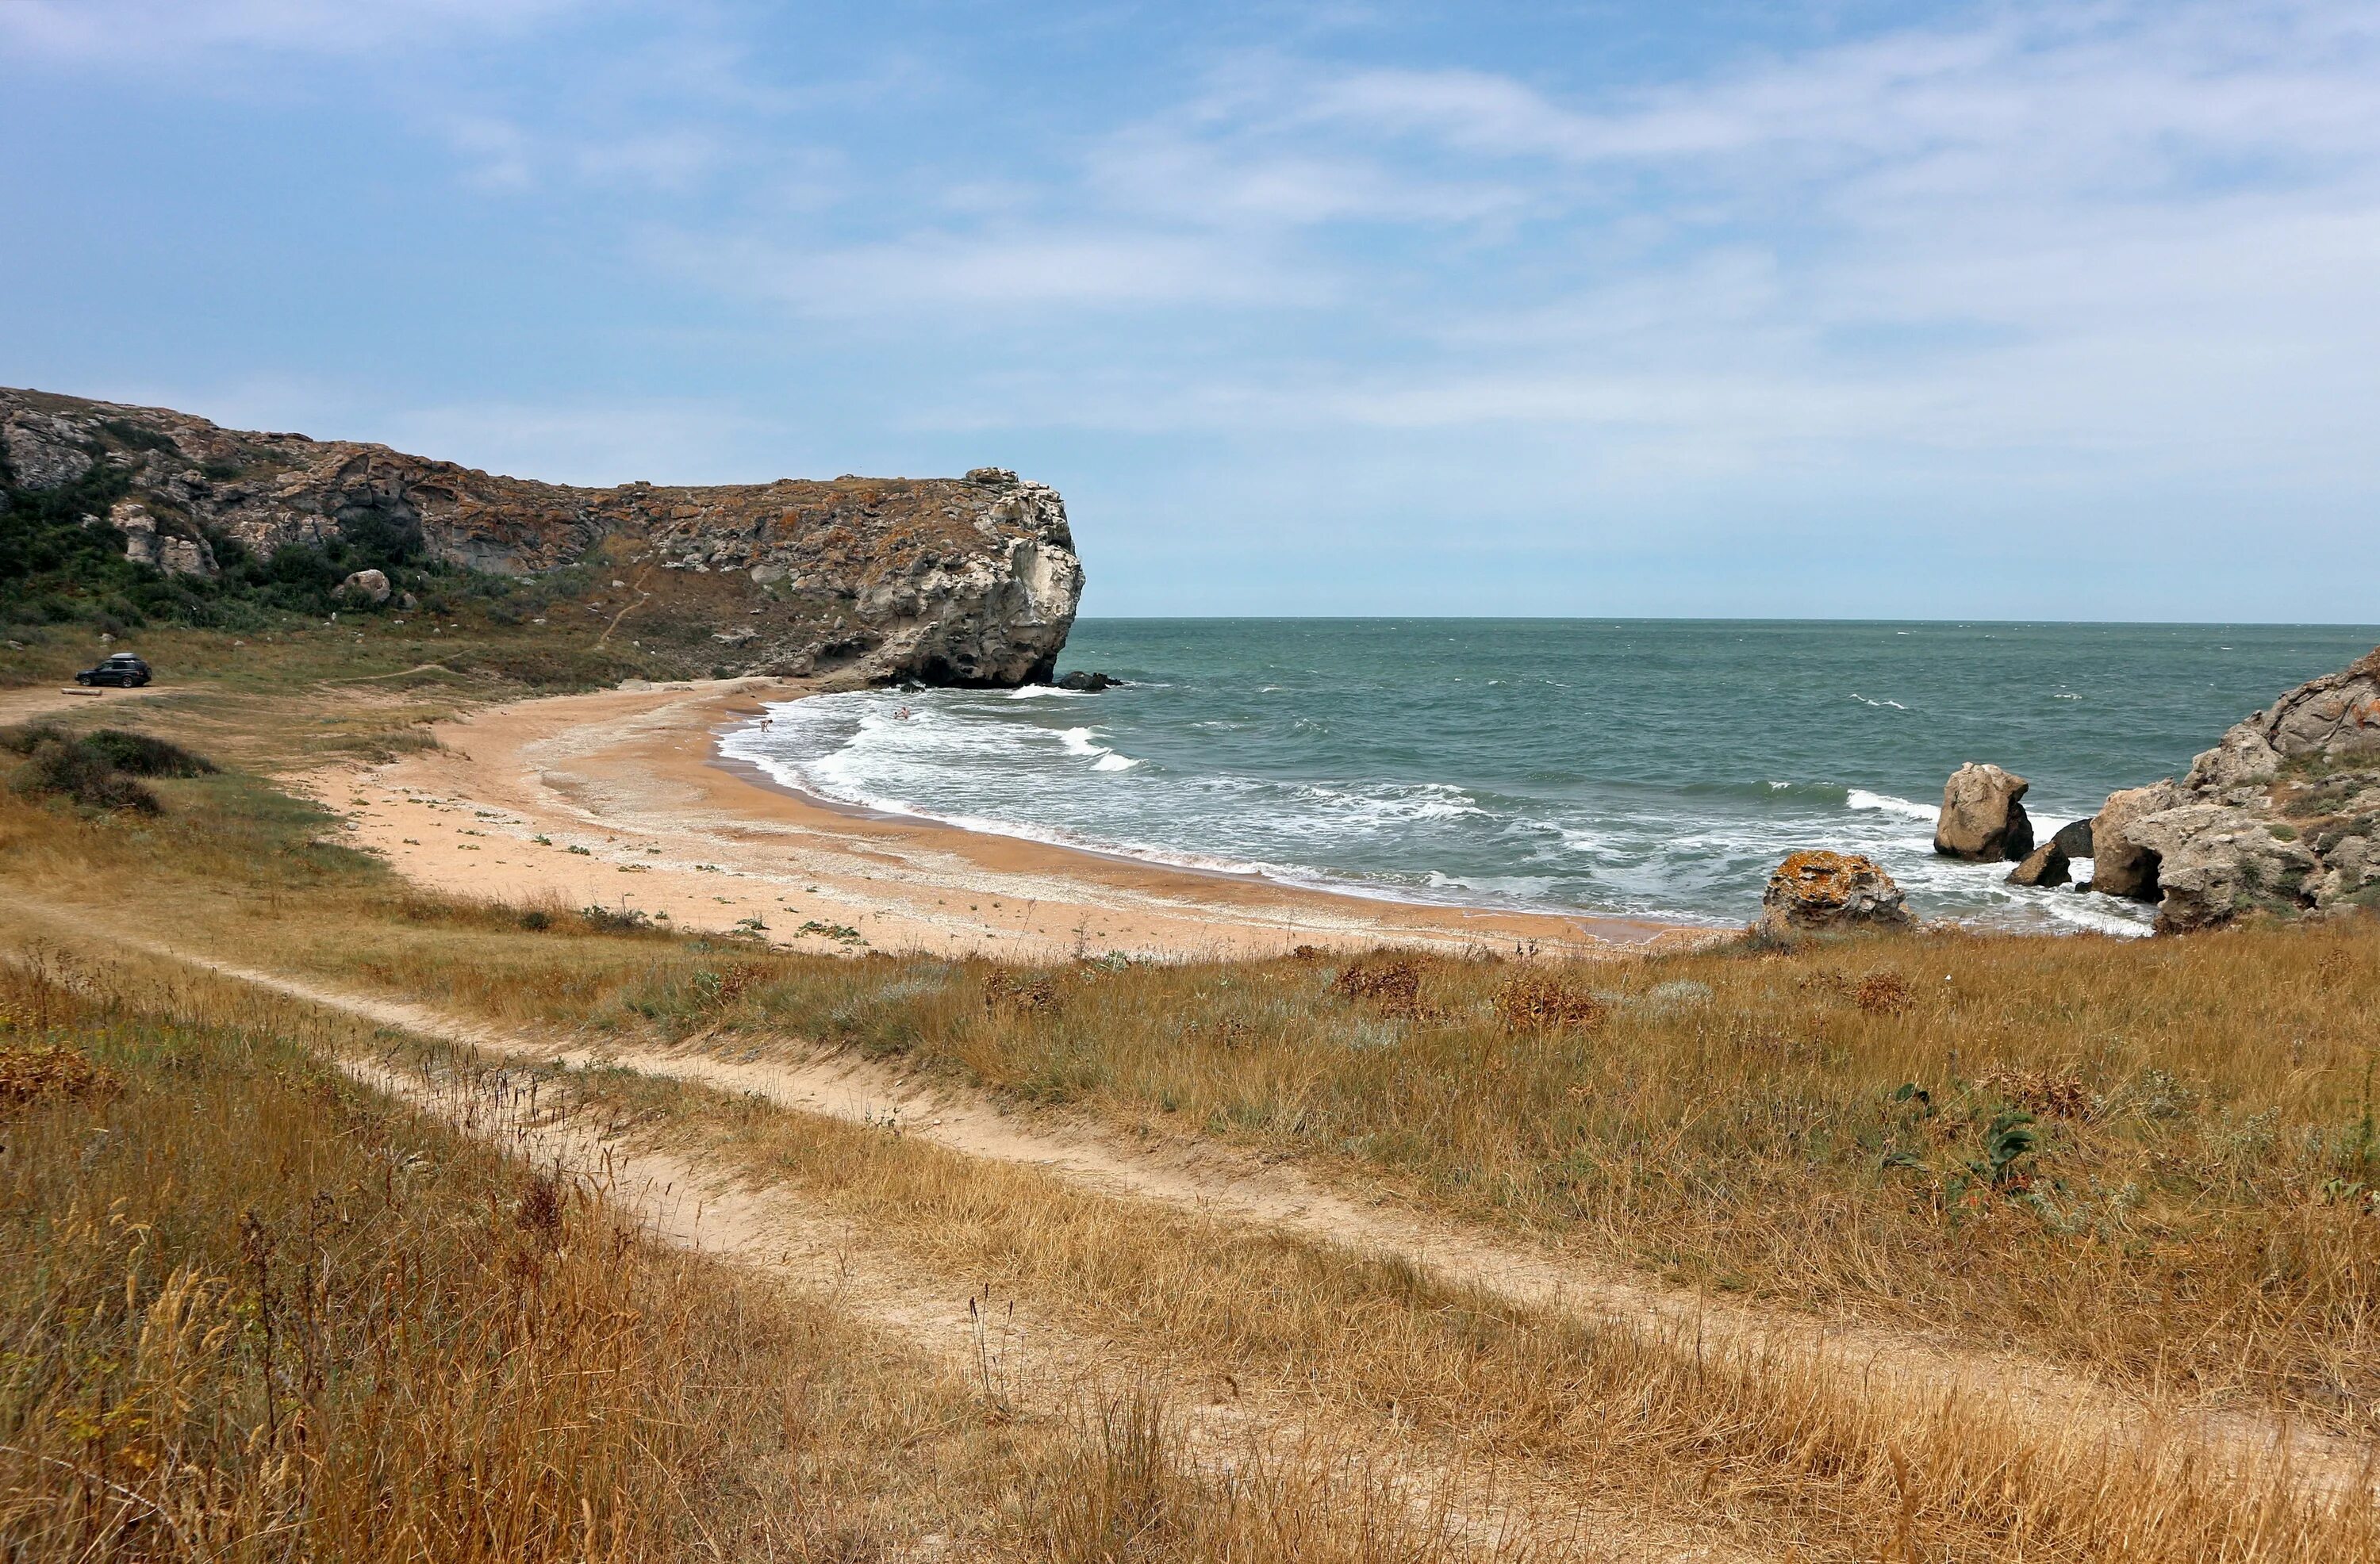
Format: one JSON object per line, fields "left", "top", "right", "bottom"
{"left": 4, "top": 414, "right": 96, "bottom": 489}
{"left": 109, "top": 500, "right": 218, "bottom": 578}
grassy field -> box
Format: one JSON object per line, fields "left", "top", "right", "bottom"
{"left": 0, "top": 937, "right": 1505, "bottom": 1562}
{"left": 7, "top": 669, "right": 2380, "bottom": 1558}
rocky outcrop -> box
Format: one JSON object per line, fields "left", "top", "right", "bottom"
{"left": 1756, "top": 851, "right": 1914, "bottom": 939}
{"left": 1934, "top": 763, "right": 2035, "bottom": 861}
{"left": 2050, "top": 818, "right": 2093, "bottom": 861}
{"left": 109, "top": 502, "right": 218, "bottom": 578}
{"left": 1, "top": 387, "right": 1084, "bottom": 688}
{"left": 2, "top": 411, "right": 97, "bottom": 489}
{"left": 2006, "top": 840, "right": 2070, "bottom": 888}
{"left": 2086, "top": 647, "right": 2380, "bottom": 930}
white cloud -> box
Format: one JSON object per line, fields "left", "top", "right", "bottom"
{"left": 653, "top": 225, "right": 1332, "bottom": 316}
{"left": 845, "top": 0, "right": 2380, "bottom": 493}
{"left": 0, "top": 0, "right": 580, "bottom": 61}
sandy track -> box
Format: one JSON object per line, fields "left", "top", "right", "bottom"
{"left": 0, "top": 682, "right": 182, "bottom": 723}
{"left": 20, "top": 899, "right": 2364, "bottom": 1496}
{"left": 282, "top": 968, "right": 1741, "bottom": 1556}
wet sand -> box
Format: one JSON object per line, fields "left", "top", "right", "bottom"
{"left": 293, "top": 677, "right": 1710, "bottom": 961}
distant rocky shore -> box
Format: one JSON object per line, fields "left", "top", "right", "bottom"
{"left": 1765, "top": 646, "right": 2379, "bottom": 938}
{"left": 1929, "top": 647, "right": 2380, "bottom": 933}
{"left": 2, "top": 386, "right": 1083, "bottom": 687}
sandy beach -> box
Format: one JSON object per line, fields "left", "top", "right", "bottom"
{"left": 288, "top": 677, "right": 1702, "bottom": 961}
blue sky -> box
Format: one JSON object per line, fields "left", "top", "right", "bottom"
{"left": 4, "top": 1, "right": 2376, "bottom": 619}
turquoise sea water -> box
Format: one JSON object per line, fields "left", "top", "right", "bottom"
{"left": 720, "top": 621, "right": 2380, "bottom": 933}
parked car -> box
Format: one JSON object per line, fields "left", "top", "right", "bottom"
{"left": 75, "top": 653, "right": 152, "bottom": 688}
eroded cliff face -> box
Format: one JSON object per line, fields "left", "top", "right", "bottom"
{"left": 0, "top": 387, "right": 1083, "bottom": 686}
{"left": 2091, "top": 647, "right": 2380, "bottom": 930}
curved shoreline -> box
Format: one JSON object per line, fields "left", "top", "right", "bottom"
{"left": 712, "top": 730, "right": 1728, "bottom": 931}
{"left": 298, "top": 677, "right": 1708, "bottom": 962}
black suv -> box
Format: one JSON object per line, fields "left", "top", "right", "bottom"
{"left": 75, "top": 653, "right": 152, "bottom": 688}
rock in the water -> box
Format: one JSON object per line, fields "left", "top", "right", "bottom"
{"left": 1756, "top": 851, "right": 1914, "bottom": 938}
{"left": 339, "top": 568, "right": 393, "bottom": 604}
{"left": 2051, "top": 818, "right": 2094, "bottom": 860}
{"left": 1934, "top": 763, "right": 2036, "bottom": 861}
{"left": 2082, "top": 646, "right": 2380, "bottom": 930}
{"left": 2006, "top": 840, "right": 2071, "bottom": 888}
{"left": 1057, "top": 669, "right": 1119, "bottom": 692}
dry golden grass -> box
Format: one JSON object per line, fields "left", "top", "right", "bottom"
{"left": 190, "top": 878, "right": 2380, "bottom": 1434}
{"left": 11, "top": 718, "right": 2380, "bottom": 1555}
{"left": 0, "top": 952, "right": 1504, "bottom": 1562}
{"left": 364, "top": 1028, "right": 2374, "bottom": 1563}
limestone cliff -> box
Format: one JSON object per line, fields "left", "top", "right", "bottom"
{"left": 1, "top": 387, "right": 1083, "bottom": 686}
{"left": 2090, "top": 647, "right": 2380, "bottom": 931}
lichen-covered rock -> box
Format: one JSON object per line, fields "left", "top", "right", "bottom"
{"left": 2, "top": 412, "right": 96, "bottom": 489}
{"left": 2085, "top": 647, "right": 2380, "bottom": 930}
{"left": 1756, "top": 850, "right": 1914, "bottom": 939}
{"left": 0, "top": 385, "right": 1084, "bottom": 688}
{"left": 2006, "top": 840, "right": 2070, "bottom": 888}
{"left": 1934, "top": 762, "right": 2035, "bottom": 861}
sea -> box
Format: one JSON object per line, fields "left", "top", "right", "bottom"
{"left": 717, "top": 620, "right": 2380, "bottom": 935}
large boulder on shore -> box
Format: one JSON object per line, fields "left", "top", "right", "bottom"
{"left": 2084, "top": 646, "right": 2380, "bottom": 930}
{"left": 1934, "top": 763, "right": 2035, "bottom": 862}
{"left": 1756, "top": 851, "right": 1914, "bottom": 939}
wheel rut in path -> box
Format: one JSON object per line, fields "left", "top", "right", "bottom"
{"left": 344, "top": 1029, "right": 1734, "bottom": 1562}
{"left": 16, "top": 905, "right": 2370, "bottom": 1495}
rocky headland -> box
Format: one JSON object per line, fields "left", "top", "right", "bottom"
{"left": 2086, "top": 646, "right": 2380, "bottom": 931}
{"left": 1, "top": 387, "right": 1083, "bottom": 686}
{"left": 1920, "top": 647, "right": 2380, "bottom": 933}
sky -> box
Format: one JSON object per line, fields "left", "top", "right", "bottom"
{"left": 3, "top": 1, "right": 2376, "bottom": 620}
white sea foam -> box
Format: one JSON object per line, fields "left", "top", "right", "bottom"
{"left": 715, "top": 659, "right": 2191, "bottom": 938}
{"left": 1847, "top": 789, "right": 1937, "bottom": 822}
{"left": 1850, "top": 693, "right": 1909, "bottom": 710}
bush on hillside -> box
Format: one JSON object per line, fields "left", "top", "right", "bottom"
{"left": 10, "top": 738, "right": 160, "bottom": 812}
{"left": 79, "top": 727, "right": 217, "bottom": 777}
{"left": 2, "top": 723, "right": 216, "bottom": 813}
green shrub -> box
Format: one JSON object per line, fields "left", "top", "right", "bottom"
{"left": 10, "top": 737, "right": 160, "bottom": 813}
{"left": 78, "top": 727, "right": 217, "bottom": 777}
{"left": 1, "top": 724, "right": 214, "bottom": 811}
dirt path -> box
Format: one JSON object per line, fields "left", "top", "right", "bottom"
{"left": 343, "top": 1002, "right": 1733, "bottom": 1559}
{"left": 0, "top": 682, "right": 182, "bottom": 723}
{"left": 20, "top": 897, "right": 2363, "bottom": 1500}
